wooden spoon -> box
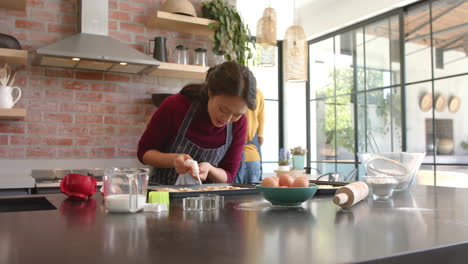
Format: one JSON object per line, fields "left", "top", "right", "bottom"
{"left": 7, "top": 71, "right": 16, "bottom": 86}
{"left": 0, "top": 67, "right": 7, "bottom": 86}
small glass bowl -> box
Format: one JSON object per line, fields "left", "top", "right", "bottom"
{"left": 182, "top": 195, "right": 224, "bottom": 211}
{"left": 363, "top": 175, "right": 404, "bottom": 200}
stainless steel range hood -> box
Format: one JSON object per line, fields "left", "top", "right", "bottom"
{"left": 36, "top": 0, "right": 159, "bottom": 74}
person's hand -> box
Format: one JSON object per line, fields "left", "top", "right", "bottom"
{"left": 173, "top": 154, "right": 192, "bottom": 174}
{"left": 258, "top": 136, "right": 264, "bottom": 146}
{"left": 197, "top": 162, "right": 213, "bottom": 181}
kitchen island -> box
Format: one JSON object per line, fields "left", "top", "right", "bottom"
{"left": 1, "top": 185, "right": 468, "bottom": 264}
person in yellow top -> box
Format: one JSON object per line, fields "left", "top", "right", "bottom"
{"left": 234, "top": 88, "right": 265, "bottom": 184}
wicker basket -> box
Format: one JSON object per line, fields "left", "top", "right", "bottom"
{"left": 283, "top": 25, "right": 308, "bottom": 82}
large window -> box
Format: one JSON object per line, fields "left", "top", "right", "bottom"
{"left": 305, "top": 0, "right": 468, "bottom": 186}
{"left": 249, "top": 44, "right": 280, "bottom": 173}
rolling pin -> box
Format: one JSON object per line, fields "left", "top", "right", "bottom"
{"left": 333, "top": 181, "right": 369, "bottom": 208}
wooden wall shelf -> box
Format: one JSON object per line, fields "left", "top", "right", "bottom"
{"left": 148, "top": 62, "right": 209, "bottom": 80}
{"left": 0, "top": 0, "right": 26, "bottom": 11}
{"left": 147, "top": 62, "right": 208, "bottom": 80}
{"left": 0, "top": 48, "right": 28, "bottom": 65}
{"left": 0, "top": 109, "right": 26, "bottom": 120}
{"left": 146, "top": 11, "right": 217, "bottom": 36}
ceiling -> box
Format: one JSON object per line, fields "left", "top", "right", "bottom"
{"left": 366, "top": 0, "right": 468, "bottom": 54}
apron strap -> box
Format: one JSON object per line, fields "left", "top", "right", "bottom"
{"left": 175, "top": 102, "right": 199, "bottom": 142}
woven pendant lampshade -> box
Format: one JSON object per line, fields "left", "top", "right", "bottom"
{"left": 256, "top": 8, "right": 277, "bottom": 46}
{"left": 256, "top": 7, "right": 277, "bottom": 67}
{"left": 283, "top": 25, "right": 308, "bottom": 82}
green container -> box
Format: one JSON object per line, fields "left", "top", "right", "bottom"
{"left": 256, "top": 185, "right": 318, "bottom": 206}
{"left": 148, "top": 191, "right": 170, "bottom": 205}
{"left": 292, "top": 155, "right": 305, "bottom": 170}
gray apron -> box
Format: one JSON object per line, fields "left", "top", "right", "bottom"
{"left": 150, "top": 102, "right": 233, "bottom": 185}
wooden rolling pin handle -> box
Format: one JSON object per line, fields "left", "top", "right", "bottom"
{"left": 333, "top": 182, "right": 369, "bottom": 208}
{"left": 333, "top": 193, "right": 349, "bottom": 205}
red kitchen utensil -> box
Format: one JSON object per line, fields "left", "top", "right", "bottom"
{"left": 60, "top": 174, "right": 97, "bottom": 200}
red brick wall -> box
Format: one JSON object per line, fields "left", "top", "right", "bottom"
{"left": 0, "top": 0, "right": 212, "bottom": 159}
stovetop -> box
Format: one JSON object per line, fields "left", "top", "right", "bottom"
{"left": 32, "top": 169, "right": 105, "bottom": 187}
{"left": 34, "top": 175, "right": 104, "bottom": 183}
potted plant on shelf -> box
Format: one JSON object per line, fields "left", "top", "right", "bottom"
{"left": 278, "top": 148, "right": 290, "bottom": 171}
{"left": 201, "top": 0, "right": 253, "bottom": 65}
{"left": 290, "top": 146, "right": 307, "bottom": 170}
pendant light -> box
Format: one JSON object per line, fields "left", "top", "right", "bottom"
{"left": 257, "top": 7, "right": 276, "bottom": 46}
{"left": 283, "top": 0, "right": 308, "bottom": 82}
{"left": 256, "top": 2, "right": 277, "bottom": 67}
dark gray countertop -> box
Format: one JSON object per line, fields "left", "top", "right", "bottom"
{"left": 1, "top": 185, "right": 468, "bottom": 264}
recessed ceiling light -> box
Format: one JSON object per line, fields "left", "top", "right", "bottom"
{"left": 72, "top": 58, "right": 80, "bottom": 61}
{"left": 120, "top": 62, "right": 127, "bottom": 65}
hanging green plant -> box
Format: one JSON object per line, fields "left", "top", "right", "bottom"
{"left": 201, "top": 0, "right": 253, "bottom": 65}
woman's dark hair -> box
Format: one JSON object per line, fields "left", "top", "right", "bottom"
{"left": 180, "top": 61, "right": 257, "bottom": 110}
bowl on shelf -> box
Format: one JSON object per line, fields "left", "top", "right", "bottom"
{"left": 256, "top": 185, "right": 318, "bottom": 207}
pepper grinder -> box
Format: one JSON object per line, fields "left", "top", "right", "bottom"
{"left": 150, "top": 36, "right": 167, "bottom": 62}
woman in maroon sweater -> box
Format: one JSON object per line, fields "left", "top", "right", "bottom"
{"left": 138, "top": 61, "right": 257, "bottom": 185}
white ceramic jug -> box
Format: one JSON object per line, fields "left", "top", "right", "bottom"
{"left": 0, "top": 86, "right": 21, "bottom": 109}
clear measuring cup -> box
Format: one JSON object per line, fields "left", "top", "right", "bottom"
{"left": 103, "top": 168, "right": 149, "bottom": 213}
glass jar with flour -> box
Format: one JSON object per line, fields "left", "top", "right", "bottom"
{"left": 103, "top": 168, "right": 149, "bottom": 213}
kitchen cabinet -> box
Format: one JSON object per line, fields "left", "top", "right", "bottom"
{"left": 0, "top": 48, "right": 28, "bottom": 120}
{"left": 0, "top": 0, "right": 26, "bottom": 11}
{"left": 146, "top": 11, "right": 215, "bottom": 80}
{"left": 0, "top": 175, "right": 34, "bottom": 196}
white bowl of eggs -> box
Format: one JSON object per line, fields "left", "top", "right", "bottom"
{"left": 256, "top": 175, "right": 318, "bottom": 206}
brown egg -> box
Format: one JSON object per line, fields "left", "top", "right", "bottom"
{"left": 292, "top": 177, "right": 309, "bottom": 188}
{"left": 279, "top": 174, "right": 294, "bottom": 187}
{"left": 262, "top": 177, "right": 279, "bottom": 187}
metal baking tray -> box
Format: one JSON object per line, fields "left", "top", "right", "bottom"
{"left": 311, "top": 180, "right": 348, "bottom": 195}
{"left": 148, "top": 183, "right": 258, "bottom": 198}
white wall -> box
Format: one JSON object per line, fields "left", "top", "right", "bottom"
{"left": 405, "top": 43, "right": 468, "bottom": 163}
